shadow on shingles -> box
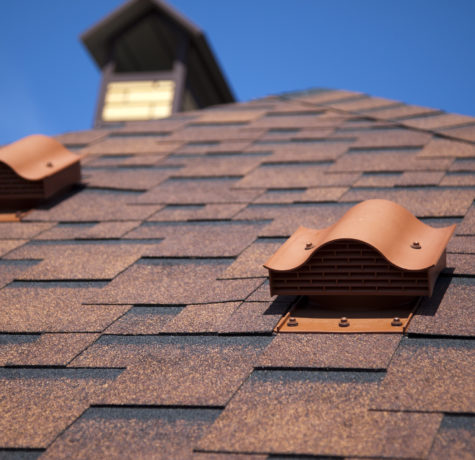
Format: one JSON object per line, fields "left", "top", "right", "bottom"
{"left": 262, "top": 297, "right": 294, "bottom": 316}
{"left": 31, "top": 184, "right": 85, "bottom": 211}
{"left": 415, "top": 273, "right": 452, "bottom": 317}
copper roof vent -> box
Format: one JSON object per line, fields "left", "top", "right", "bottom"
{"left": 265, "top": 199, "right": 455, "bottom": 333}
{"left": 0, "top": 135, "right": 81, "bottom": 210}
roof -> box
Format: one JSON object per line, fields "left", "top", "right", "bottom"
{"left": 0, "top": 88, "right": 474, "bottom": 459}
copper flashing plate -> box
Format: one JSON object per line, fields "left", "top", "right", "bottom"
{"left": 0, "top": 134, "right": 81, "bottom": 209}
{"left": 265, "top": 199, "right": 455, "bottom": 298}
{"left": 275, "top": 296, "right": 421, "bottom": 333}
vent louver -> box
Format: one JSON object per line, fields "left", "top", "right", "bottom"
{"left": 265, "top": 199, "right": 455, "bottom": 333}
{"left": 269, "top": 239, "right": 430, "bottom": 296}
{"left": 0, "top": 135, "right": 81, "bottom": 209}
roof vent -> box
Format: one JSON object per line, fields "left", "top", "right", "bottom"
{"left": 0, "top": 134, "right": 81, "bottom": 210}
{"left": 265, "top": 199, "right": 455, "bottom": 333}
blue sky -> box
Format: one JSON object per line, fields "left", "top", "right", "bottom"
{"left": 1, "top": 0, "right": 474, "bottom": 144}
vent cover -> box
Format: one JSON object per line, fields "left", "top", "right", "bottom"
{"left": 270, "top": 239, "right": 436, "bottom": 297}
{"left": 265, "top": 199, "right": 455, "bottom": 333}
{"left": 0, "top": 135, "right": 81, "bottom": 209}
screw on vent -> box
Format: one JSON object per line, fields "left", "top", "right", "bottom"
{"left": 339, "top": 317, "right": 350, "bottom": 327}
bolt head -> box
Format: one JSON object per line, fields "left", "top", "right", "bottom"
{"left": 411, "top": 241, "right": 421, "bottom": 249}
{"left": 287, "top": 316, "right": 298, "bottom": 327}
{"left": 305, "top": 242, "right": 313, "bottom": 250}
{"left": 339, "top": 317, "right": 350, "bottom": 327}
{"left": 391, "top": 317, "right": 403, "bottom": 327}
{"left": 46, "top": 162, "right": 53, "bottom": 168}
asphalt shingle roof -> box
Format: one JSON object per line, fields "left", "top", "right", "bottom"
{"left": 0, "top": 88, "right": 474, "bottom": 459}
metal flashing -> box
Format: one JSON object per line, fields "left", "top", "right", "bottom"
{"left": 0, "top": 134, "right": 81, "bottom": 209}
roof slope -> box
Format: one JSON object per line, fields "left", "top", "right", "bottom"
{"left": 0, "top": 88, "right": 474, "bottom": 459}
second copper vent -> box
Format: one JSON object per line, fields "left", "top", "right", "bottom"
{"left": 265, "top": 199, "right": 455, "bottom": 333}
{"left": 0, "top": 135, "right": 81, "bottom": 210}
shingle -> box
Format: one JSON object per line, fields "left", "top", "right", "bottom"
{"left": 162, "top": 302, "right": 241, "bottom": 334}
{"left": 353, "top": 172, "right": 401, "bottom": 188}
{"left": 104, "top": 305, "right": 182, "bottom": 334}
{"left": 447, "top": 253, "right": 475, "bottom": 275}
{"left": 41, "top": 407, "right": 221, "bottom": 460}
{"left": 80, "top": 137, "right": 181, "bottom": 155}
{"left": 371, "top": 338, "right": 475, "bottom": 412}
{"left": 440, "top": 124, "right": 475, "bottom": 142}
{"left": 448, "top": 236, "right": 475, "bottom": 253}
{"left": 0, "top": 223, "right": 54, "bottom": 239}
{"left": 0, "top": 260, "right": 37, "bottom": 289}
{"left": 114, "top": 118, "right": 188, "bottom": 133}
{"left": 441, "top": 172, "right": 475, "bottom": 186}
{"left": 258, "top": 334, "right": 400, "bottom": 370}
{"left": 83, "top": 336, "right": 270, "bottom": 406}
{"left": 83, "top": 168, "right": 172, "bottom": 191}
{"left": 88, "top": 259, "right": 263, "bottom": 305}
{"left": 259, "top": 127, "right": 336, "bottom": 142}
{"left": 137, "top": 178, "right": 262, "bottom": 204}
{"left": 0, "top": 449, "right": 43, "bottom": 459}
{"left": 167, "top": 126, "right": 266, "bottom": 142}
{"left": 24, "top": 189, "right": 161, "bottom": 222}
{"left": 248, "top": 142, "right": 350, "bottom": 164}
{"left": 340, "top": 188, "right": 474, "bottom": 217}
{"left": 0, "top": 241, "right": 27, "bottom": 259}
{"left": 249, "top": 114, "right": 343, "bottom": 130}
{"left": 449, "top": 158, "right": 475, "bottom": 172}
{"left": 244, "top": 281, "right": 296, "bottom": 307}
{"left": 85, "top": 152, "right": 164, "bottom": 167}
{"left": 428, "top": 415, "right": 475, "bottom": 460}
{"left": 197, "top": 370, "right": 441, "bottom": 458}
{"left": 222, "top": 239, "right": 283, "bottom": 279}
{"left": 456, "top": 206, "right": 475, "bottom": 235}
{"left": 5, "top": 242, "right": 151, "bottom": 281}
{"left": 148, "top": 204, "right": 247, "bottom": 222}
{"left": 401, "top": 113, "right": 475, "bottom": 130}
{"left": 396, "top": 171, "right": 444, "bottom": 186}
{"left": 235, "top": 164, "right": 357, "bottom": 189}
{"left": 408, "top": 277, "right": 475, "bottom": 337}
{"left": 54, "top": 129, "right": 109, "bottom": 146}
{"left": 0, "top": 368, "right": 120, "bottom": 448}
{"left": 33, "top": 221, "right": 140, "bottom": 240}
{"left": 0, "top": 333, "right": 99, "bottom": 366}
{"left": 220, "top": 301, "right": 293, "bottom": 334}
{"left": 351, "top": 129, "right": 431, "bottom": 148}
{"left": 0, "top": 287, "right": 130, "bottom": 332}
{"left": 194, "top": 110, "right": 265, "bottom": 124}
{"left": 125, "top": 221, "right": 263, "bottom": 258}
{"left": 329, "top": 97, "right": 400, "bottom": 112}
{"left": 174, "top": 140, "right": 252, "bottom": 156}
{"left": 417, "top": 138, "right": 475, "bottom": 158}
{"left": 193, "top": 454, "right": 267, "bottom": 460}
{"left": 235, "top": 203, "right": 352, "bottom": 237}
{"left": 298, "top": 89, "right": 364, "bottom": 105}
{"left": 367, "top": 104, "right": 440, "bottom": 120}
{"left": 165, "top": 155, "right": 261, "bottom": 178}
{"left": 329, "top": 151, "right": 452, "bottom": 173}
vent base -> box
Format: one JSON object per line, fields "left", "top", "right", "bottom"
{"left": 275, "top": 295, "right": 421, "bottom": 333}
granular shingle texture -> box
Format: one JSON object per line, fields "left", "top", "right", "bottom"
{"left": 1, "top": 88, "right": 473, "bottom": 458}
